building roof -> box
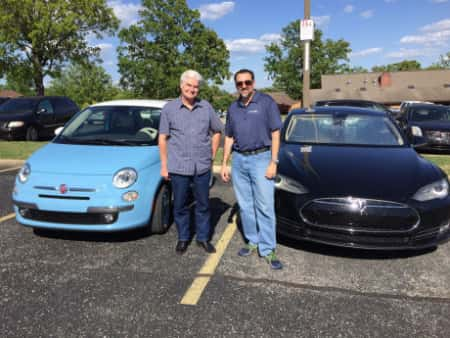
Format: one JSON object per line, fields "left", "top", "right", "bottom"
{"left": 310, "top": 69, "right": 450, "bottom": 105}
{"left": 0, "top": 89, "right": 22, "bottom": 98}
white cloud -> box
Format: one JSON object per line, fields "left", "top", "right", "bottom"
{"left": 199, "top": 1, "right": 235, "bottom": 20}
{"left": 360, "top": 10, "right": 374, "bottom": 19}
{"left": 108, "top": 0, "right": 142, "bottom": 27}
{"left": 312, "top": 15, "right": 331, "bottom": 28}
{"left": 344, "top": 5, "right": 354, "bottom": 13}
{"left": 386, "top": 48, "right": 434, "bottom": 58}
{"left": 226, "top": 33, "right": 280, "bottom": 53}
{"left": 349, "top": 47, "right": 383, "bottom": 57}
{"left": 95, "top": 43, "right": 115, "bottom": 60}
{"left": 420, "top": 18, "right": 450, "bottom": 32}
{"left": 431, "top": 0, "right": 448, "bottom": 4}
{"left": 401, "top": 30, "right": 450, "bottom": 46}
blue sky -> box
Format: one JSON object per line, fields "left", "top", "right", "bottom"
{"left": 94, "top": 0, "right": 450, "bottom": 92}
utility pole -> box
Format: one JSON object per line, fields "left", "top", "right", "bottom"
{"left": 302, "top": 0, "right": 311, "bottom": 108}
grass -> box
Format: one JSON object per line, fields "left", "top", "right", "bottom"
{"left": 0, "top": 141, "right": 47, "bottom": 160}
{"left": 1, "top": 141, "right": 450, "bottom": 176}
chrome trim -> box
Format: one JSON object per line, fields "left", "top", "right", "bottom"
{"left": 87, "top": 205, "right": 134, "bottom": 213}
{"left": 34, "top": 186, "right": 57, "bottom": 191}
{"left": 34, "top": 186, "right": 96, "bottom": 192}
{"left": 299, "top": 196, "right": 420, "bottom": 234}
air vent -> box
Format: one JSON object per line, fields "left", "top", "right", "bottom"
{"left": 360, "top": 87, "right": 367, "bottom": 91}
{"left": 408, "top": 85, "right": 415, "bottom": 89}
{"left": 335, "top": 88, "right": 341, "bottom": 92}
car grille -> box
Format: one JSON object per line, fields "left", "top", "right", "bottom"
{"left": 19, "top": 208, "right": 117, "bottom": 225}
{"left": 300, "top": 197, "right": 419, "bottom": 233}
{"left": 425, "top": 130, "right": 450, "bottom": 144}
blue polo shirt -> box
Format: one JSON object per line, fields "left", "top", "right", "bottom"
{"left": 159, "top": 97, "right": 223, "bottom": 175}
{"left": 225, "top": 91, "right": 282, "bottom": 152}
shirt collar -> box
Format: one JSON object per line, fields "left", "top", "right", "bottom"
{"left": 238, "top": 90, "right": 260, "bottom": 107}
{"left": 177, "top": 96, "right": 203, "bottom": 109}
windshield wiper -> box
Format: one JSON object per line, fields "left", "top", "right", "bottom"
{"left": 82, "top": 138, "right": 136, "bottom": 146}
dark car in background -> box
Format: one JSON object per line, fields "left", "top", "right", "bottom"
{"left": 0, "top": 96, "right": 79, "bottom": 141}
{"left": 315, "top": 99, "right": 393, "bottom": 115}
{"left": 0, "top": 97, "right": 10, "bottom": 106}
{"left": 396, "top": 103, "right": 450, "bottom": 153}
{"left": 275, "top": 106, "right": 450, "bottom": 250}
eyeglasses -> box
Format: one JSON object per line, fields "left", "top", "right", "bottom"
{"left": 236, "top": 80, "right": 253, "bottom": 88}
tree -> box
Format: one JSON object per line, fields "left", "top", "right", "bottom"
{"left": 0, "top": 0, "right": 118, "bottom": 96}
{"left": 371, "top": 60, "right": 421, "bottom": 72}
{"left": 47, "top": 63, "right": 118, "bottom": 108}
{"left": 264, "top": 20, "right": 351, "bottom": 100}
{"left": 117, "top": 0, "right": 230, "bottom": 99}
{"left": 427, "top": 52, "right": 450, "bottom": 69}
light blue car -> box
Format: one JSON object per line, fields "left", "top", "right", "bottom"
{"left": 12, "top": 99, "right": 172, "bottom": 233}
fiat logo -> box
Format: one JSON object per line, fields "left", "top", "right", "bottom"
{"left": 59, "top": 184, "right": 68, "bottom": 194}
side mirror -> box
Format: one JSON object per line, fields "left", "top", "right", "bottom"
{"left": 36, "top": 108, "right": 47, "bottom": 115}
{"left": 54, "top": 126, "right": 64, "bottom": 136}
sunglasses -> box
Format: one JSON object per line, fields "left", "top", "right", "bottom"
{"left": 236, "top": 80, "right": 253, "bottom": 88}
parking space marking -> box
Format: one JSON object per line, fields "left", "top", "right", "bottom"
{"left": 0, "top": 166, "right": 21, "bottom": 173}
{"left": 180, "top": 218, "right": 237, "bottom": 306}
{"left": 0, "top": 213, "right": 15, "bottom": 223}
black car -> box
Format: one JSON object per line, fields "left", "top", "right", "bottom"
{"left": 0, "top": 96, "right": 79, "bottom": 140}
{"left": 396, "top": 103, "right": 450, "bottom": 153}
{"left": 0, "top": 97, "right": 10, "bottom": 106}
{"left": 315, "top": 99, "right": 393, "bottom": 115}
{"left": 275, "top": 106, "right": 450, "bottom": 250}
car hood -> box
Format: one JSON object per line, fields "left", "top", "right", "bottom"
{"left": 279, "top": 144, "right": 443, "bottom": 201}
{"left": 0, "top": 111, "right": 31, "bottom": 121}
{"left": 27, "top": 143, "right": 160, "bottom": 175}
{"left": 411, "top": 121, "right": 450, "bottom": 131}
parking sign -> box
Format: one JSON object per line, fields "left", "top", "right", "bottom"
{"left": 300, "top": 19, "right": 314, "bottom": 41}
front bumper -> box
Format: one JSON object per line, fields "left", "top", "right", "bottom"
{"left": 275, "top": 191, "right": 450, "bottom": 250}
{"left": 0, "top": 125, "right": 26, "bottom": 140}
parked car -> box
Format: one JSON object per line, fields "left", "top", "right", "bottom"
{"left": 275, "top": 106, "right": 450, "bottom": 250}
{"left": 0, "top": 97, "right": 10, "bottom": 106}
{"left": 0, "top": 96, "right": 79, "bottom": 141}
{"left": 12, "top": 99, "right": 173, "bottom": 234}
{"left": 314, "top": 99, "right": 393, "bottom": 115}
{"left": 399, "top": 100, "right": 433, "bottom": 114}
{"left": 396, "top": 103, "right": 450, "bottom": 153}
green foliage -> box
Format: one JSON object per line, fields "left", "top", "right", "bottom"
{"left": 0, "top": 0, "right": 119, "bottom": 96}
{"left": 264, "top": 20, "right": 351, "bottom": 100}
{"left": 47, "top": 63, "right": 118, "bottom": 108}
{"left": 117, "top": 0, "right": 230, "bottom": 99}
{"left": 371, "top": 60, "right": 422, "bottom": 72}
{"left": 427, "top": 51, "right": 450, "bottom": 70}
{"left": 199, "top": 85, "right": 235, "bottom": 112}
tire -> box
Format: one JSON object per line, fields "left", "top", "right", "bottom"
{"left": 149, "top": 183, "right": 172, "bottom": 234}
{"left": 25, "top": 126, "right": 39, "bottom": 141}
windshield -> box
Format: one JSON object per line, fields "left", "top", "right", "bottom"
{"left": 285, "top": 113, "right": 405, "bottom": 146}
{"left": 0, "top": 98, "right": 37, "bottom": 114}
{"left": 411, "top": 106, "right": 450, "bottom": 122}
{"left": 54, "top": 105, "right": 162, "bottom": 146}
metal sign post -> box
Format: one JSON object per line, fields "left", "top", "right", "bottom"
{"left": 301, "top": 0, "right": 313, "bottom": 108}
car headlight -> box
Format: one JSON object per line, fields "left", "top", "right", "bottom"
{"left": 113, "top": 168, "right": 137, "bottom": 189}
{"left": 411, "top": 126, "right": 423, "bottom": 137}
{"left": 274, "top": 174, "right": 308, "bottom": 194}
{"left": 18, "top": 163, "right": 31, "bottom": 183}
{"left": 8, "top": 121, "right": 25, "bottom": 128}
{"left": 412, "top": 179, "right": 448, "bottom": 201}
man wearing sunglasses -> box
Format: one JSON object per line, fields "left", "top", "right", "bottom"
{"left": 159, "top": 69, "right": 223, "bottom": 255}
{"left": 221, "top": 69, "right": 283, "bottom": 270}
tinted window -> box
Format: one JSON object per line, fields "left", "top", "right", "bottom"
{"left": 53, "top": 97, "right": 78, "bottom": 114}
{"left": 410, "top": 106, "right": 450, "bottom": 122}
{"left": 0, "top": 98, "right": 38, "bottom": 114}
{"left": 37, "top": 99, "right": 54, "bottom": 114}
{"left": 285, "top": 114, "right": 404, "bottom": 146}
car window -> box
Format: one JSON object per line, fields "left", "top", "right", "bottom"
{"left": 37, "top": 99, "right": 54, "bottom": 114}
{"left": 411, "top": 106, "right": 450, "bottom": 122}
{"left": 56, "top": 105, "right": 161, "bottom": 146}
{"left": 0, "top": 98, "right": 37, "bottom": 114}
{"left": 285, "top": 114, "right": 404, "bottom": 146}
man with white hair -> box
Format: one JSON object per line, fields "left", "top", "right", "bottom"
{"left": 159, "top": 70, "right": 223, "bottom": 255}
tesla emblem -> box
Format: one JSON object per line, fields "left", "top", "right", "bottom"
{"left": 348, "top": 197, "right": 367, "bottom": 215}
{"left": 59, "top": 184, "right": 68, "bottom": 194}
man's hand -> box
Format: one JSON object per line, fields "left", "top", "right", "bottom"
{"left": 221, "top": 165, "right": 231, "bottom": 183}
{"left": 160, "top": 167, "right": 170, "bottom": 181}
{"left": 265, "top": 161, "right": 277, "bottom": 179}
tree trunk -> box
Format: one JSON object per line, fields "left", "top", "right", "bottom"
{"left": 34, "top": 74, "right": 45, "bottom": 96}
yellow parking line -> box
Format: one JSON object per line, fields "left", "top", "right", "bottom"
{"left": 180, "top": 217, "right": 237, "bottom": 306}
{"left": 0, "top": 213, "right": 15, "bottom": 223}
{"left": 0, "top": 166, "right": 21, "bottom": 173}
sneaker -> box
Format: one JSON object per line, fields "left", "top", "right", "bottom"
{"left": 238, "top": 243, "right": 258, "bottom": 257}
{"left": 264, "top": 251, "right": 283, "bottom": 270}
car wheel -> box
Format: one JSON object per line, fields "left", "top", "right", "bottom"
{"left": 149, "top": 182, "right": 172, "bottom": 234}
{"left": 26, "top": 126, "right": 39, "bottom": 141}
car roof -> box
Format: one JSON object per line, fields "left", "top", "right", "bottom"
{"left": 315, "top": 99, "right": 380, "bottom": 105}
{"left": 408, "top": 103, "right": 446, "bottom": 109}
{"left": 290, "top": 106, "right": 387, "bottom": 116}
{"left": 90, "top": 99, "right": 168, "bottom": 108}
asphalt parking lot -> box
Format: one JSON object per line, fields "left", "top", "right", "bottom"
{"left": 1, "top": 165, "right": 450, "bottom": 337}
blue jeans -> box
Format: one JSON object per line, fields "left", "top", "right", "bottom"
{"left": 231, "top": 151, "right": 276, "bottom": 256}
{"left": 171, "top": 171, "right": 211, "bottom": 242}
